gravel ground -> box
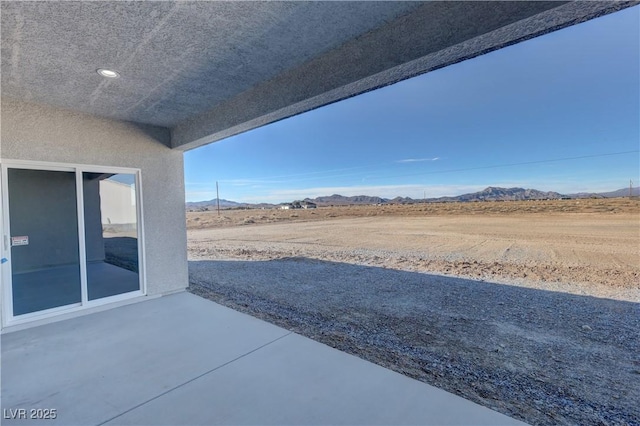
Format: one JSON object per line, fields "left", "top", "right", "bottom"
{"left": 190, "top": 258, "right": 640, "bottom": 426}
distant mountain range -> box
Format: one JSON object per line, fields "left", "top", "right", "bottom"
{"left": 569, "top": 187, "right": 640, "bottom": 199}
{"left": 431, "top": 187, "right": 565, "bottom": 202}
{"left": 186, "top": 186, "right": 639, "bottom": 210}
{"left": 309, "top": 194, "right": 387, "bottom": 205}
{"left": 186, "top": 198, "right": 274, "bottom": 210}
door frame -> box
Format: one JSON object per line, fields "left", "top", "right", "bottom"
{"left": 0, "top": 159, "right": 147, "bottom": 328}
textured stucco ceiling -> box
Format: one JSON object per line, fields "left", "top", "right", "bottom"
{"left": 1, "top": 2, "right": 422, "bottom": 126}
{"left": 1, "top": 1, "right": 637, "bottom": 150}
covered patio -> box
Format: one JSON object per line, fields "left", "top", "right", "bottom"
{"left": 1, "top": 1, "right": 636, "bottom": 425}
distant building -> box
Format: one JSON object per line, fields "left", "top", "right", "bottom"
{"left": 302, "top": 201, "right": 317, "bottom": 209}
{"left": 282, "top": 201, "right": 313, "bottom": 209}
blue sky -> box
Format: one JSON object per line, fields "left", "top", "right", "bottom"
{"left": 185, "top": 6, "right": 639, "bottom": 203}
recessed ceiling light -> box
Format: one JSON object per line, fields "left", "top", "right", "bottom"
{"left": 97, "top": 68, "right": 120, "bottom": 78}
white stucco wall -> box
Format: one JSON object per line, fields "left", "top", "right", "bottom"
{"left": 100, "top": 179, "right": 137, "bottom": 226}
{"left": 0, "top": 99, "right": 188, "bottom": 296}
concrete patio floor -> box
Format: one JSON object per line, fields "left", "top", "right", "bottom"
{"left": 1, "top": 292, "right": 525, "bottom": 425}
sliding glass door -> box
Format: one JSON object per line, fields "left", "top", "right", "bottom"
{"left": 83, "top": 172, "right": 140, "bottom": 300}
{"left": 1, "top": 162, "right": 145, "bottom": 324}
{"left": 8, "top": 168, "right": 82, "bottom": 315}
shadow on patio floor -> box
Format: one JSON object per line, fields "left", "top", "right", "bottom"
{"left": 189, "top": 257, "right": 640, "bottom": 426}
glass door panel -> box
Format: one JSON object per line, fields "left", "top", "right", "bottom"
{"left": 83, "top": 172, "right": 140, "bottom": 300}
{"left": 8, "top": 169, "right": 81, "bottom": 315}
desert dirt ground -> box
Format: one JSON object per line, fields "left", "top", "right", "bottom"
{"left": 188, "top": 198, "right": 639, "bottom": 300}
{"left": 187, "top": 198, "right": 639, "bottom": 425}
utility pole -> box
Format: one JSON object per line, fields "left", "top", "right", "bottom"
{"left": 216, "top": 181, "right": 220, "bottom": 216}
{"left": 630, "top": 179, "right": 634, "bottom": 199}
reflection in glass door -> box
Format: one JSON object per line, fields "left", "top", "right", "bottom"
{"left": 8, "top": 169, "right": 82, "bottom": 315}
{"left": 2, "top": 163, "right": 144, "bottom": 323}
{"left": 83, "top": 172, "right": 140, "bottom": 300}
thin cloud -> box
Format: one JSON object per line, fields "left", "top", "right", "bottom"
{"left": 185, "top": 190, "right": 216, "bottom": 201}
{"left": 396, "top": 157, "right": 440, "bottom": 163}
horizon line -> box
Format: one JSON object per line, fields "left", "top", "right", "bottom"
{"left": 186, "top": 184, "right": 639, "bottom": 204}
